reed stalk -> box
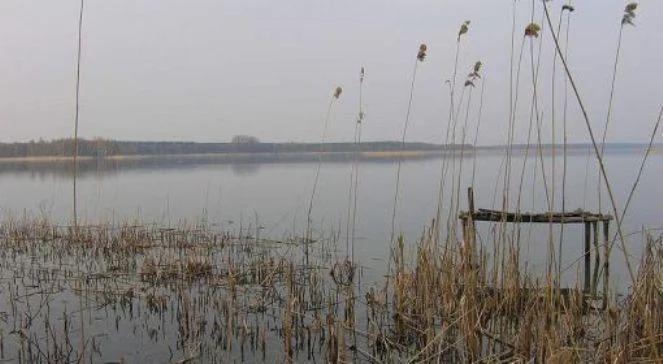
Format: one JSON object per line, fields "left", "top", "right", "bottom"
{"left": 72, "top": 0, "right": 85, "bottom": 229}
{"left": 542, "top": 0, "right": 636, "bottom": 284}
{"left": 306, "top": 86, "right": 342, "bottom": 265}
{"left": 389, "top": 44, "right": 427, "bottom": 244}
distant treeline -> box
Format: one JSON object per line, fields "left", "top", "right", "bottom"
{"left": 0, "top": 138, "right": 654, "bottom": 159}
{"left": 0, "top": 138, "right": 470, "bottom": 159}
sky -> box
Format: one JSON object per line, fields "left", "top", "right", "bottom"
{"left": 0, "top": 0, "right": 661, "bottom": 145}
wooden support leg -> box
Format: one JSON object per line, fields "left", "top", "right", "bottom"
{"left": 584, "top": 222, "right": 591, "bottom": 294}
{"left": 467, "top": 188, "right": 476, "bottom": 266}
{"left": 592, "top": 221, "right": 600, "bottom": 296}
{"left": 603, "top": 221, "right": 610, "bottom": 305}
{"left": 461, "top": 217, "right": 470, "bottom": 268}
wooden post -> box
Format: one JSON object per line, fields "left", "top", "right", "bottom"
{"left": 584, "top": 222, "right": 591, "bottom": 294}
{"left": 467, "top": 187, "right": 476, "bottom": 251}
{"left": 592, "top": 221, "right": 600, "bottom": 296}
{"left": 603, "top": 221, "right": 610, "bottom": 304}
{"left": 461, "top": 217, "right": 470, "bottom": 268}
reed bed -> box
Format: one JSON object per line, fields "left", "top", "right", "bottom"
{"left": 0, "top": 217, "right": 660, "bottom": 363}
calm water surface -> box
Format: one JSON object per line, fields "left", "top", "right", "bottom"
{"left": 0, "top": 149, "right": 661, "bottom": 362}
{"left": 1, "top": 149, "right": 661, "bottom": 284}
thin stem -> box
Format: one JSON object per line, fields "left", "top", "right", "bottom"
{"left": 345, "top": 123, "right": 359, "bottom": 259}
{"left": 306, "top": 96, "right": 336, "bottom": 264}
{"left": 542, "top": 0, "right": 636, "bottom": 284}
{"left": 390, "top": 60, "right": 420, "bottom": 243}
{"left": 609, "top": 107, "right": 663, "bottom": 249}
{"left": 558, "top": 2, "right": 573, "bottom": 279}
{"left": 351, "top": 124, "right": 362, "bottom": 262}
{"left": 598, "top": 25, "right": 625, "bottom": 213}
{"left": 351, "top": 70, "right": 365, "bottom": 262}
{"left": 434, "top": 39, "right": 462, "bottom": 246}
{"left": 471, "top": 77, "right": 486, "bottom": 188}
{"left": 453, "top": 85, "right": 474, "bottom": 225}
{"left": 72, "top": 0, "right": 85, "bottom": 228}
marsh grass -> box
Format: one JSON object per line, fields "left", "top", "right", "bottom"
{"left": 0, "top": 212, "right": 662, "bottom": 363}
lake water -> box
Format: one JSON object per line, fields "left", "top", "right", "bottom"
{"left": 1, "top": 148, "right": 661, "bottom": 286}
{"left": 0, "top": 148, "right": 661, "bottom": 362}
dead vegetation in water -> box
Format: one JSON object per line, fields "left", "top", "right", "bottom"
{"left": 0, "top": 218, "right": 661, "bottom": 363}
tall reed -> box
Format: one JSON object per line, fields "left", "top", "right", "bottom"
{"left": 452, "top": 62, "right": 482, "bottom": 226}
{"left": 558, "top": 2, "right": 574, "bottom": 278}
{"left": 609, "top": 106, "right": 662, "bottom": 255}
{"left": 389, "top": 44, "right": 427, "bottom": 243}
{"left": 345, "top": 67, "right": 365, "bottom": 262}
{"left": 72, "top": 0, "right": 85, "bottom": 228}
{"left": 542, "top": 0, "right": 636, "bottom": 284}
{"left": 470, "top": 75, "right": 486, "bottom": 189}
{"left": 306, "top": 86, "right": 342, "bottom": 264}
{"left": 351, "top": 67, "right": 365, "bottom": 261}
{"left": 597, "top": 3, "right": 639, "bottom": 213}
{"left": 434, "top": 21, "right": 470, "bottom": 246}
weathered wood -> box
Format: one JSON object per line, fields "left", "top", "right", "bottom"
{"left": 592, "top": 221, "right": 600, "bottom": 296}
{"left": 603, "top": 221, "right": 610, "bottom": 305}
{"left": 459, "top": 208, "right": 613, "bottom": 224}
{"left": 584, "top": 222, "right": 591, "bottom": 294}
{"left": 458, "top": 205, "right": 613, "bottom": 304}
{"left": 467, "top": 187, "right": 476, "bottom": 254}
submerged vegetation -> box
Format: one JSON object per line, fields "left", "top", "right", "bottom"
{"left": 0, "top": 218, "right": 662, "bottom": 362}
{"left": 1, "top": 0, "right": 662, "bottom": 363}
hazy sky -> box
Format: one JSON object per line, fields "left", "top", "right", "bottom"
{"left": 1, "top": 0, "right": 661, "bottom": 144}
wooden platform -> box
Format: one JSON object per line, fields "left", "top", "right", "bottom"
{"left": 458, "top": 188, "right": 612, "bottom": 301}
{"left": 459, "top": 208, "right": 613, "bottom": 224}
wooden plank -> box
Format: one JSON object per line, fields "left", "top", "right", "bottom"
{"left": 459, "top": 208, "right": 613, "bottom": 224}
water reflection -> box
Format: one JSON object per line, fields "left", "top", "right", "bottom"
{"left": 0, "top": 151, "right": 450, "bottom": 179}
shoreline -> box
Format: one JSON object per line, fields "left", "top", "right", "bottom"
{"left": 0, "top": 144, "right": 656, "bottom": 164}
{"left": 0, "top": 149, "right": 447, "bottom": 164}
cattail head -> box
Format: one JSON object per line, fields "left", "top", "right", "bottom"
{"left": 471, "top": 61, "right": 482, "bottom": 76}
{"left": 357, "top": 111, "right": 365, "bottom": 124}
{"left": 334, "top": 86, "right": 342, "bottom": 99}
{"left": 622, "top": 2, "right": 638, "bottom": 26}
{"left": 562, "top": 4, "right": 575, "bottom": 12}
{"left": 360, "top": 67, "right": 365, "bottom": 82}
{"left": 417, "top": 44, "right": 428, "bottom": 62}
{"left": 525, "top": 23, "right": 541, "bottom": 37}
{"left": 458, "top": 20, "right": 470, "bottom": 41}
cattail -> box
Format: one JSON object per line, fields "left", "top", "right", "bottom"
{"left": 358, "top": 68, "right": 365, "bottom": 124}
{"left": 357, "top": 111, "right": 365, "bottom": 124}
{"left": 625, "top": 2, "right": 638, "bottom": 13}
{"left": 468, "top": 61, "right": 482, "bottom": 79}
{"left": 417, "top": 44, "right": 427, "bottom": 61}
{"left": 562, "top": 4, "right": 575, "bottom": 12}
{"left": 458, "top": 20, "right": 470, "bottom": 41}
{"left": 334, "top": 86, "right": 343, "bottom": 99}
{"left": 473, "top": 61, "right": 482, "bottom": 74}
{"left": 525, "top": 23, "right": 541, "bottom": 37}
{"left": 622, "top": 2, "right": 638, "bottom": 26}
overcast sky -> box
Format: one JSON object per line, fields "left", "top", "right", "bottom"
{"left": 0, "top": 0, "right": 661, "bottom": 144}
